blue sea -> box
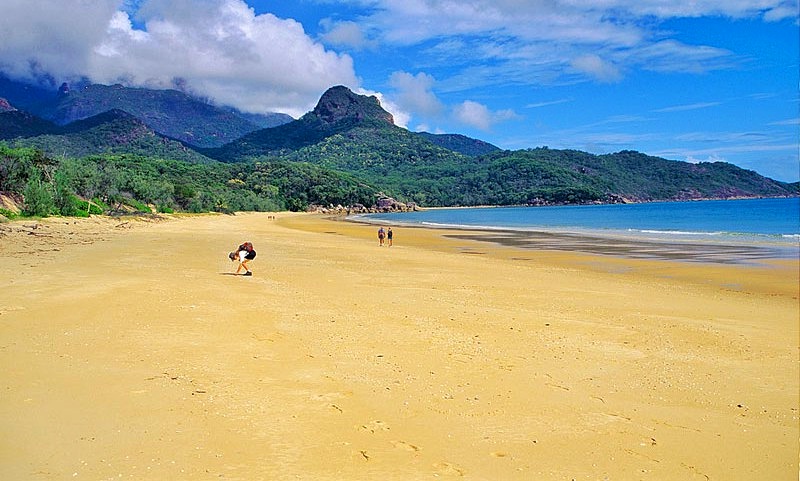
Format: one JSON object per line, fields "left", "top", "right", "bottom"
{"left": 355, "top": 198, "right": 800, "bottom": 263}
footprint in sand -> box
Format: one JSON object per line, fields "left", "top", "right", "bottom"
{"left": 392, "top": 440, "right": 420, "bottom": 452}
{"left": 0, "top": 305, "right": 26, "bottom": 314}
{"left": 359, "top": 420, "right": 390, "bottom": 433}
{"left": 433, "top": 462, "right": 465, "bottom": 477}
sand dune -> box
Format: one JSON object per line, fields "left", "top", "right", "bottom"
{"left": 0, "top": 212, "right": 797, "bottom": 480}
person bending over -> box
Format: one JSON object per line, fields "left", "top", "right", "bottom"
{"left": 229, "top": 241, "right": 256, "bottom": 276}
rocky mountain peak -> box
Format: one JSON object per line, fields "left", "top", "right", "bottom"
{"left": 310, "top": 85, "right": 394, "bottom": 126}
{"left": 0, "top": 97, "right": 16, "bottom": 112}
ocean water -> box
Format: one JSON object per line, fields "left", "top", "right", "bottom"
{"left": 355, "top": 198, "right": 800, "bottom": 263}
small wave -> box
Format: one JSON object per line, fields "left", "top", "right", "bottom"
{"left": 420, "top": 221, "right": 511, "bottom": 231}
{"left": 636, "top": 229, "right": 726, "bottom": 236}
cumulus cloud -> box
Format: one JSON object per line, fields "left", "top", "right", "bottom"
{"left": 0, "top": 0, "right": 120, "bottom": 81}
{"left": 454, "top": 101, "right": 493, "bottom": 130}
{"left": 453, "top": 100, "right": 520, "bottom": 131}
{"left": 388, "top": 71, "right": 444, "bottom": 118}
{"left": 380, "top": 69, "right": 521, "bottom": 131}
{"left": 0, "top": 0, "right": 359, "bottom": 117}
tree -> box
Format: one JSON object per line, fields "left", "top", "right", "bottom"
{"left": 22, "top": 174, "right": 55, "bottom": 217}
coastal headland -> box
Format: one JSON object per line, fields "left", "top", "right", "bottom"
{"left": 0, "top": 212, "right": 797, "bottom": 480}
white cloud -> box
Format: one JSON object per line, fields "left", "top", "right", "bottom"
{"left": 0, "top": 0, "right": 359, "bottom": 117}
{"left": 685, "top": 154, "right": 726, "bottom": 164}
{"left": 658, "top": 142, "right": 799, "bottom": 158}
{"left": 355, "top": 87, "right": 411, "bottom": 128}
{"left": 388, "top": 71, "right": 444, "bottom": 118}
{"left": 527, "top": 98, "right": 574, "bottom": 108}
{"left": 0, "top": 0, "right": 120, "bottom": 81}
{"left": 414, "top": 123, "right": 447, "bottom": 134}
{"left": 653, "top": 102, "right": 723, "bottom": 113}
{"left": 453, "top": 100, "right": 520, "bottom": 131}
{"left": 319, "top": 19, "right": 378, "bottom": 51}
{"left": 454, "top": 101, "right": 492, "bottom": 130}
{"left": 341, "top": 0, "right": 784, "bottom": 88}
{"left": 565, "top": 0, "right": 800, "bottom": 20}
{"left": 632, "top": 40, "right": 736, "bottom": 73}
{"left": 384, "top": 70, "right": 524, "bottom": 132}
{"left": 1, "top": 0, "right": 794, "bottom": 119}
{"left": 763, "top": 3, "right": 799, "bottom": 21}
{"left": 570, "top": 54, "right": 622, "bottom": 82}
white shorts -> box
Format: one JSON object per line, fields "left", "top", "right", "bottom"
{"left": 238, "top": 251, "right": 249, "bottom": 262}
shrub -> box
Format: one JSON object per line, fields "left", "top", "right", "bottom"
{"left": 0, "top": 208, "right": 18, "bottom": 220}
{"left": 22, "top": 177, "right": 55, "bottom": 217}
{"left": 75, "top": 199, "right": 106, "bottom": 215}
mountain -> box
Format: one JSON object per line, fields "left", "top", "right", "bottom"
{"left": 220, "top": 106, "right": 295, "bottom": 130}
{"left": 417, "top": 132, "right": 500, "bottom": 157}
{"left": 1, "top": 83, "right": 795, "bottom": 214}
{"left": 0, "top": 110, "right": 60, "bottom": 139}
{"left": 206, "top": 85, "right": 399, "bottom": 159}
{"left": 469, "top": 148, "right": 796, "bottom": 206}
{"left": 205, "top": 86, "right": 796, "bottom": 206}
{"left": 10, "top": 109, "right": 215, "bottom": 164}
{"left": 0, "top": 98, "right": 16, "bottom": 112}
{"left": 0, "top": 77, "right": 293, "bottom": 147}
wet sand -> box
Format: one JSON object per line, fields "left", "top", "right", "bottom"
{"left": 443, "top": 229, "right": 798, "bottom": 264}
{"left": 0, "top": 212, "right": 797, "bottom": 480}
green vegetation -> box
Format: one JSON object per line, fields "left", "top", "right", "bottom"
{"left": 0, "top": 143, "right": 383, "bottom": 218}
{"left": 417, "top": 132, "right": 501, "bottom": 157}
{"left": 234, "top": 135, "right": 796, "bottom": 207}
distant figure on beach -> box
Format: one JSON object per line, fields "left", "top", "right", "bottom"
{"left": 387, "top": 227, "right": 393, "bottom": 247}
{"left": 378, "top": 227, "right": 386, "bottom": 246}
{"left": 229, "top": 241, "right": 256, "bottom": 276}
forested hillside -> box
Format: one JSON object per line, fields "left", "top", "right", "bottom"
{"left": 0, "top": 144, "right": 381, "bottom": 217}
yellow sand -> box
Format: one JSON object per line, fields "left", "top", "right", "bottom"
{"left": 0, "top": 212, "right": 797, "bottom": 480}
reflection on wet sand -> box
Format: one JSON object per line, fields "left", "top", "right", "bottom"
{"left": 445, "top": 229, "right": 798, "bottom": 264}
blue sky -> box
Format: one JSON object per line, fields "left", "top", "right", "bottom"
{"left": 1, "top": 0, "right": 798, "bottom": 181}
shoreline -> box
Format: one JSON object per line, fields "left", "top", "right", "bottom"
{"left": 347, "top": 216, "right": 799, "bottom": 265}
{"left": 345, "top": 198, "right": 800, "bottom": 266}
{"left": 1, "top": 212, "right": 797, "bottom": 480}
{"left": 291, "top": 213, "right": 800, "bottom": 299}
{"left": 342, "top": 223, "right": 798, "bottom": 271}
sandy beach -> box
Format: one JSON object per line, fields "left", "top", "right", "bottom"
{"left": 0, "top": 211, "right": 797, "bottom": 480}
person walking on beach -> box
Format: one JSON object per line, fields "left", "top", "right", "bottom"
{"left": 229, "top": 241, "right": 256, "bottom": 276}
{"left": 378, "top": 227, "right": 386, "bottom": 246}
{"left": 387, "top": 227, "right": 393, "bottom": 247}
